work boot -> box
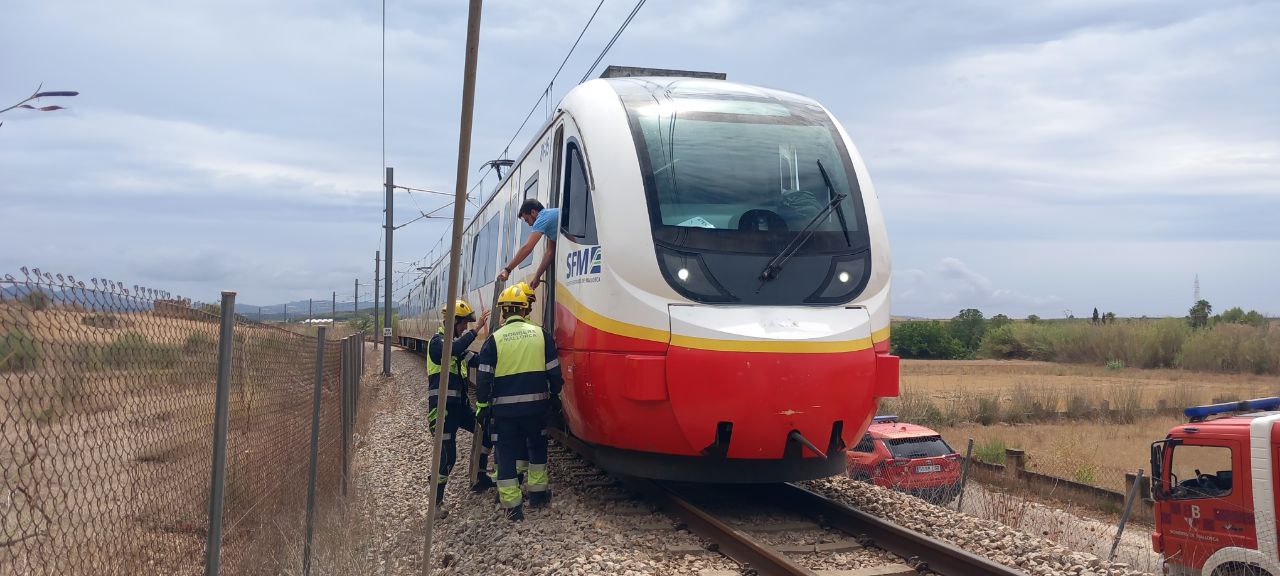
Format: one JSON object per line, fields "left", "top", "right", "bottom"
{"left": 528, "top": 490, "right": 551, "bottom": 508}
{"left": 506, "top": 505, "right": 524, "bottom": 522}
{"left": 470, "top": 474, "right": 495, "bottom": 493}
{"left": 435, "top": 506, "right": 448, "bottom": 520}
{"left": 435, "top": 482, "right": 446, "bottom": 505}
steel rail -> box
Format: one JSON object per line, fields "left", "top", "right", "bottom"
{"left": 548, "top": 427, "right": 1028, "bottom": 576}
{"left": 770, "top": 483, "right": 1029, "bottom": 576}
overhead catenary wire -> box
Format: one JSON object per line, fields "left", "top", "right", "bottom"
{"left": 495, "top": 0, "right": 607, "bottom": 160}
{"left": 578, "top": 0, "right": 648, "bottom": 84}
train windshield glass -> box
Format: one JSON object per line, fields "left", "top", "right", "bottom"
{"left": 617, "top": 79, "right": 869, "bottom": 256}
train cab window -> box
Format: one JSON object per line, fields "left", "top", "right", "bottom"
{"left": 518, "top": 174, "right": 539, "bottom": 268}
{"left": 853, "top": 434, "right": 874, "bottom": 453}
{"left": 1169, "top": 444, "right": 1233, "bottom": 500}
{"left": 560, "top": 142, "right": 597, "bottom": 245}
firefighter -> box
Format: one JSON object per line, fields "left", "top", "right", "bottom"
{"left": 482, "top": 280, "right": 541, "bottom": 490}
{"left": 428, "top": 299, "right": 494, "bottom": 512}
{"left": 475, "top": 285, "right": 563, "bottom": 521}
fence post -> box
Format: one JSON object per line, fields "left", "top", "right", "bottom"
{"left": 1005, "top": 448, "right": 1026, "bottom": 480}
{"left": 341, "top": 337, "right": 350, "bottom": 497}
{"left": 203, "top": 292, "right": 237, "bottom": 576}
{"left": 302, "top": 326, "right": 327, "bottom": 576}
{"left": 1109, "top": 468, "right": 1144, "bottom": 561}
{"left": 955, "top": 438, "right": 974, "bottom": 511}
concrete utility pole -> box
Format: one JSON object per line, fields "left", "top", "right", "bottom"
{"left": 308, "top": 298, "right": 313, "bottom": 321}
{"left": 332, "top": 291, "right": 336, "bottom": 322}
{"left": 383, "top": 168, "right": 393, "bottom": 375}
{"left": 354, "top": 279, "right": 359, "bottom": 318}
{"left": 374, "top": 251, "right": 381, "bottom": 350}
{"left": 422, "top": 0, "right": 483, "bottom": 572}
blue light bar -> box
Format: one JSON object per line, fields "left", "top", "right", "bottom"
{"left": 1185, "top": 397, "right": 1280, "bottom": 421}
{"left": 873, "top": 415, "right": 899, "bottom": 423}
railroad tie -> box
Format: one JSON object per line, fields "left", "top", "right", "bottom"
{"left": 772, "top": 538, "right": 863, "bottom": 554}
{"left": 814, "top": 564, "right": 917, "bottom": 576}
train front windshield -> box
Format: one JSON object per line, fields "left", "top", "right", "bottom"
{"left": 615, "top": 79, "right": 872, "bottom": 305}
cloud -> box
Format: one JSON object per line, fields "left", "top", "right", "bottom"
{"left": 1, "top": 0, "right": 1277, "bottom": 316}
{"left": 895, "top": 258, "right": 1062, "bottom": 318}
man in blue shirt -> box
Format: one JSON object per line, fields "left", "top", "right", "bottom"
{"left": 498, "top": 199, "right": 559, "bottom": 290}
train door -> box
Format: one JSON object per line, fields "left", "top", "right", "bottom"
{"left": 543, "top": 125, "right": 564, "bottom": 332}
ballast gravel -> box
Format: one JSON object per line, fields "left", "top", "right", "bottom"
{"left": 351, "top": 347, "right": 742, "bottom": 576}
{"left": 802, "top": 476, "right": 1153, "bottom": 576}
{"left": 352, "top": 348, "right": 1153, "bottom": 575}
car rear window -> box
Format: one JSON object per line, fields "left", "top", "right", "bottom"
{"left": 885, "top": 436, "right": 954, "bottom": 459}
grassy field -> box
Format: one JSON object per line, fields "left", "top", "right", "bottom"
{"left": 889, "top": 359, "right": 1278, "bottom": 492}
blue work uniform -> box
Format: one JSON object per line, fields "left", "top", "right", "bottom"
{"left": 428, "top": 326, "right": 490, "bottom": 502}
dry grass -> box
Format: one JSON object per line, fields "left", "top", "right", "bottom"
{"left": 902, "top": 359, "right": 1277, "bottom": 493}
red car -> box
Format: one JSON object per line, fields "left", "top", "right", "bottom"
{"left": 847, "top": 416, "right": 962, "bottom": 504}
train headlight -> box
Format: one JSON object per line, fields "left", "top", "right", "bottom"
{"left": 805, "top": 251, "right": 870, "bottom": 304}
{"left": 656, "top": 247, "right": 736, "bottom": 302}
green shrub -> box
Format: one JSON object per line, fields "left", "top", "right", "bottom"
{"left": 1073, "top": 464, "right": 1097, "bottom": 485}
{"left": 0, "top": 328, "right": 41, "bottom": 371}
{"left": 976, "top": 396, "right": 1000, "bottom": 425}
{"left": 82, "top": 313, "right": 125, "bottom": 329}
{"left": 21, "top": 290, "right": 51, "bottom": 311}
{"left": 1065, "top": 394, "right": 1091, "bottom": 419}
{"left": 882, "top": 392, "right": 946, "bottom": 428}
{"left": 974, "top": 438, "right": 1008, "bottom": 464}
{"left": 183, "top": 332, "right": 216, "bottom": 356}
{"left": 103, "top": 332, "right": 180, "bottom": 370}
{"left": 1106, "top": 359, "right": 1125, "bottom": 370}
{"left": 891, "top": 321, "right": 963, "bottom": 359}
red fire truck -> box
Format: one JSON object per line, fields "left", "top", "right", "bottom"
{"left": 1151, "top": 397, "right": 1280, "bottom": 576}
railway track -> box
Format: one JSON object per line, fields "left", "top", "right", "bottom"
{"left": 548, "top": 428, "right": 1028, "bottom": 576}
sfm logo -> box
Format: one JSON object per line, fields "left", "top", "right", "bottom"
{"left": 565, "top": 246, "right": 602, "bottom": 279}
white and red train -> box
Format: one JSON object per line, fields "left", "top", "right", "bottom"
{"left": 398, "top": 69, "right": 898, "bottom": 482}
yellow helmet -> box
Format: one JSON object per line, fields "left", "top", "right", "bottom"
{"left": 497, "top": 285, "right": 529, "bottom": 308}
{"left": 442, "top": 299, "right": 476, "bottom": 321}
{"left": 515, "top": 281, "right": 537, "bottom": 302}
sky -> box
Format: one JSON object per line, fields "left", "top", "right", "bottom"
{"left": 2, "top": 0, "right": 1277, "bottom": 318}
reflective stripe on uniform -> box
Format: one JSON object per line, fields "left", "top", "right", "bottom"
{"left": 427, "top": 388, "right": 462, "bottom": 398}
{"left": 527, "top": 463, "right": 548, "bottom": 492}
{"left": 441, "top": 433, "right": 453, "bottom": 440}
{"left": 492, "top": 392, "right": 549, "bottom": 405}
{"left": 477, "top": 364, "right": 494, "bottom": 373}
{"left": 497, "top": 478, "right": 522, "bottom": 508}
{"left": 516, "top": 459, "right": 528, "bottom": 473}
{"left": 545, "top": 358, "right": 559, "bottom": 370}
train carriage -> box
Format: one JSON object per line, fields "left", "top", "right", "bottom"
{"left": 399, "top": 69, "right": 898, "bottom": 482}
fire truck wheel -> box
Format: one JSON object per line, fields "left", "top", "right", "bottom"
{"left": 1212, "top": 563, "right": 1270, "bottom": 576}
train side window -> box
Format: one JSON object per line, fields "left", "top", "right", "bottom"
{"left": 853, "top": 434, "right": 874, "bottom": 453}
{"left": 560, "top": 142, "right": 597, "bottom": 245}
{"left": 468, "top": 216, "right": 500, "bottom": 289}
{"left": 518, "top": 174, "right": 539, "bottom": 268}
{"left": 1169, "top": 444, "right": 1233, "bottom": 500}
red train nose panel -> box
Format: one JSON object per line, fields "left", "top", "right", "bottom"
{"left": 665, "top": 346, "right": 878, "bottom": 459}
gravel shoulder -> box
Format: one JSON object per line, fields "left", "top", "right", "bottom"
{"left": 803, "top": 476, "right": 1153, "bottom": 576}
{"left": 349, "top": 347, "right": 737, "bottom": 576}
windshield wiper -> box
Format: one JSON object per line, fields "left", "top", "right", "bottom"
{"left": 817, "top": 159, "right": 853, "bottom": 247}
{"left": 758, "top": 191, "right": 847, "bottom": 283}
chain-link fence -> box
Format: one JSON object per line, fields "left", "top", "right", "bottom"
{"left": 1, "top": 268, "right": 368, "bottom": 575}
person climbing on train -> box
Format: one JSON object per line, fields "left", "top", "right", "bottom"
{"left": 474, "top": 285, "right": 563, "bottom": 521}
{"left": 428, "top": 299, "right": 494, "bottom": 514}
{"left": 497, "top": 199, "right": 558, "bottom": 290}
